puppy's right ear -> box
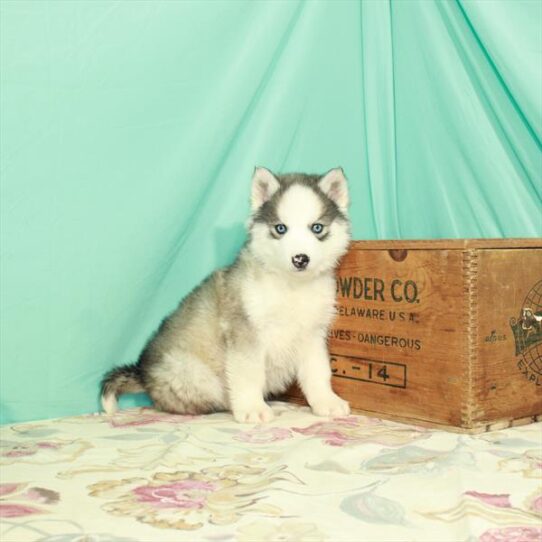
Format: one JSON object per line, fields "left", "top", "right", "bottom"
{"left": 251, "top": 167, "right": 280, "bottom": 211}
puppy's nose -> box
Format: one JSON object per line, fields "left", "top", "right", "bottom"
{"left": 292, "top": 254, "right": 310, "bottom": 270}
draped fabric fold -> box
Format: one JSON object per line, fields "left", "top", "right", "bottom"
{"left": 1, "top": 0, "right": 541, "bottom": 423}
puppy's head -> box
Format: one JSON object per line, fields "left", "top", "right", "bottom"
{"left": 247, "top": 167, "right": 351, "bottom": 276}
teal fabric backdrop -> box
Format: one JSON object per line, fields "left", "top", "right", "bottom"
{"left": 1, "top": 0, "right": 541, "bottom": 423}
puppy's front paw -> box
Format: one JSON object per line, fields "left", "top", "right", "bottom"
{"left": 311, "top": 393, "right": 350, "bottom": 417}
{"left": 233, "top": 402, "right": 274, "bottom": 424}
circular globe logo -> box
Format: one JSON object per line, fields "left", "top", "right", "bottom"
{"left": 510, "top": 280, "right": 542, "bottom": 386}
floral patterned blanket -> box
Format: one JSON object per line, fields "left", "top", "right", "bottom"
{"left": 0, "top": 402, "right": 541, "bottom": 542}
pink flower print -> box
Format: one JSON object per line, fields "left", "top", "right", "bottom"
{"left": 464, "top": 491, "right": 511, "bottom": 508}
{"left": 531, "top": 494, "right": 542, "bottom": 513}
{"left": 321, "top": 432, "right": 350, "bottom": 447}
{"left": 479, "top": 526, "right": 542, "bottom": 542}
{"left": 293, "top": 419, "right": 360, "bottom": 447}
{"left": 110, "top": 408, "right": 194, "bottom": 428}
{"left": 133, "top": 480, "right": 218, "bottom": 510}
{"left": 0, "top": 484, "right": 23, "bottom": 497}
{"left": 36, "top": 442, "right": 61, "bottom": 449}
{"left": 89, "top": 465, "right": 295, "bottom": 530}
{"left": 0, "top": 503, "right": 42, "bottom": 518}
{"left": 292, "top": 417, "right": 428, "bottom": 447}
{"left": 3, "top": 445, "right": 36, "bottom": 458}
{"left": 234, "top": 427, "right": 293, "bottom": 444}
{"left": 1, "top": 441, "right": 59, "bottom": 459}
{"left": 0, "top": 483, "right": 59, "bottom": 518}
{"left": 333, "top": 417, "right": 361, "bottom": 425}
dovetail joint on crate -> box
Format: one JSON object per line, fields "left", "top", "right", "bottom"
{"left": 462, "top": 249, "right": 481, "bottom": 427}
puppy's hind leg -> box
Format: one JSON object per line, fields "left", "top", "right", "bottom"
{"left": 147, "top": 352, "right": 226, "bottom": 415}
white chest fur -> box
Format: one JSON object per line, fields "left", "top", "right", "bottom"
{"left": 241, "top": 272, "right": 336, "bottom": 349}
{"left": 241, "top": 271, "right": 336, "bottom": 396}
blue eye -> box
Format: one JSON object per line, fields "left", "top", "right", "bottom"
{"left": 311, "top": 223, "right": 324, "bottom": 234}
{"left": 274, "top": 223, "right": 287, "bottom": 235}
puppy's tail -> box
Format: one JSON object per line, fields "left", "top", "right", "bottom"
{"left": 100, "top": 363, "right": 144, "bottom": 414}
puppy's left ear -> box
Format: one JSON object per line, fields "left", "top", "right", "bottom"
{"left": 251, "top": 167, "right": 280, "bottom": 211}
{"left": 319, "top": 167, "right": 349, "bottom": 212}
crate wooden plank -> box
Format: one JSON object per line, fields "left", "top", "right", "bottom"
{"left": 347, "top": 239, "right": 542, "bottom": 250}
{"left": 284, "top": 238, "right": 542, "bottom": 432}
{"left": 474, "top": 249, "right": 542, "bottom": 425}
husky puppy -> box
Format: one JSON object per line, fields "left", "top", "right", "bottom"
{"left": 101, "top": 167, "right": 351, "bottom": 423}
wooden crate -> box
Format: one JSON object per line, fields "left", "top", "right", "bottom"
{"left": 286, "top": 239, "right": 542, "bottom": 433}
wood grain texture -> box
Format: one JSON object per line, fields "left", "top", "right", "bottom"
{"left": 329, "top": 248, "right": 465, "bottom": 426}
{"left": 474, "top": 249, "right": 542, "bottom": 424}
{"left": 284, "top": 240, "right": 542, "bottom": 432}
{"left": 348, "top": 238, "right": 542, "bottom": 250}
